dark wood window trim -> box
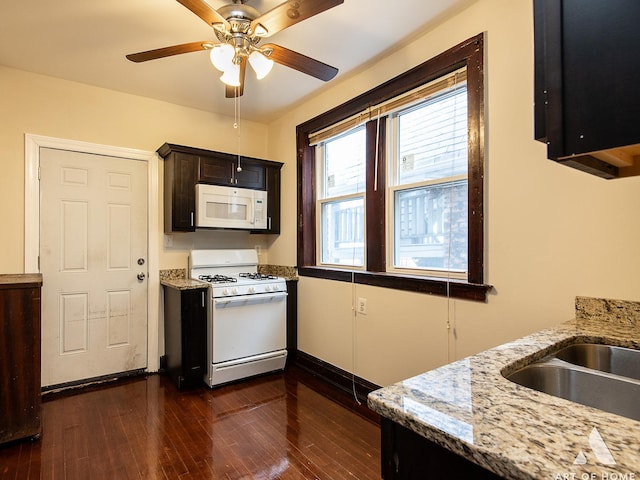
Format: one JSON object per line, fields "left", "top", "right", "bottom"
{"left": 296, "top": 33, "right": 491, "bottom": 302}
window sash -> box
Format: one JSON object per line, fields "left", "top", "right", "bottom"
{"left": 387, "top": 177, "right": 468, "bottom": 279}
{"left": 318, "top": 127, "right": 367, "bottom": 200}
{"left": 385, "top": 82, "right": 469, "bottom": 277}
{"left": 317, "top": 194, "right": 366, "bottom": 269}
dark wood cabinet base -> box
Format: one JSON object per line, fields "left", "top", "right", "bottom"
{"left": 0, "top": 274, "right": 43, "bottom": 446}
{"left": 381, "top": 418, "right": 500, "bottom": 479}
{"left": 163, "top": 286, "right": 208, "bottom": 390}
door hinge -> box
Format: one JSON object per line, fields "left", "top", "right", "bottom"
{"left": 37, "top": 255, "right": 40, "bottom": 271}
{"left": 37, "top": 165, "right": 41, "bottom": 180}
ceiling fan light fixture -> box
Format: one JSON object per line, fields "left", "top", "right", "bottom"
{"left": 210, "top": 43, "right": 235, "bottom": 72}
{"left": 220, "top": 62, "right": 241, "bottom": 86}
{"left": 248, "top": 50, "right": 274, "bottom": 79}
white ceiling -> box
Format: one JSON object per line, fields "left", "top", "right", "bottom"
{"left": 0, "top": 0, "right": 476, "bottom": 123}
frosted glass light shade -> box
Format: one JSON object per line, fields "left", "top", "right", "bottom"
{"left": 210, "top": 44, "right": 235, "bottom": 72}
{"left": 248, "top": 51, "right": 274, "bottom": 79}
{"left": 220, "top": 62, "right": 241, "bottom": 86}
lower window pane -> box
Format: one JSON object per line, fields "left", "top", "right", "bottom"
{"left": 321, "top": 198, "right": 365, "bottom": 267}
{"left": 394, "top": 181, "right": 468, "bottom": 272}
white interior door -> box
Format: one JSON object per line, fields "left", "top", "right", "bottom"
{"left": 39, "top": 147, "right": 148, "bottom": 387}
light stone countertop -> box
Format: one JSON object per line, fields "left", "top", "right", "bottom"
{"left": 159, "top": 268, "right": 208, "bottom": 290}
{"left": 160, "top": 278, "right": 209, "bottom": 290}
{"left": 367, "top": 297, "right": 640, "bottom": 480}
{"left": 159, "top": 265, "right": 297, "bottom": 290}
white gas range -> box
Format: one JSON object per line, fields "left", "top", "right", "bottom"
{"left": 189, "top": 249, "right": 287, "bottom": 387}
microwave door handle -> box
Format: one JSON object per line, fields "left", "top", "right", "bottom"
{"left": 253, "top": 199, "right": 257, "bottom": 226}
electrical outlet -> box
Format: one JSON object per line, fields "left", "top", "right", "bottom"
{"left": 255, "top": 245, "right": 261, "bottom": 255}
{"left": 164, "top": 235, "right": 173, "bottom": 247}
{"left": 357, "top": 297, "right": 367, "bottom": 315}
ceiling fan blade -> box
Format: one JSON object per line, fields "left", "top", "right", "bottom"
{"left": 225, "top": 57, "right": 247, "bottom": 98}
{"left": 251, "top": 0, "right": 343, "bottom": 37}
{"left": 126, "top": 41, "right": 213, "bottom": 62}
{"left": 263, "top": 43, "right": 338, "bottom": 81}
{"left": 176, "top": 0, "right": 230, "bottom": 30}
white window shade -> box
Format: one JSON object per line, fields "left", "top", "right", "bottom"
{"left": 308, "top": 68, "right": 467, "bottom": 147}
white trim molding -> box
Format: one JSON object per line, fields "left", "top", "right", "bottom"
{"left": 24, "top": 133, "right": 161, "bottom": 373}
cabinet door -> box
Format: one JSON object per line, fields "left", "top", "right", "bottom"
{"left": 285, "top": 280, "right": 297, "bottom": 366}
{"left": 200, "top": 154, "right": 235, "bottom": 185}
{"left": 265, "top": 164, "right": 281, "bottom": 233}
{"left": 235, "top": 158, "right": 266, "bottom": 190}
{"left": 180, "top": 288, "right": 207, "bottom": 388}
{"left": 165, "top": 152, "right": 198, "bottom": 232}
{"left": 163, "top": 287, "right": 207, "bottom": 390}
{"left": 0, "top": 285, "right": 41, "bottom": 444}
{"left": 381, "top": 418, "right": 500, "bottom": 479}
{"left": 200, "top": 154, "right": 266, "bottom": 189}
{"left": 251, "top": 163, "right": 281, "bottom": 234}
{"left": 534, "top": 0, "right": 640, "bottom": 178}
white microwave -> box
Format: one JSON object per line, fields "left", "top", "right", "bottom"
{"left": 195, "top": 184, "right": 268, "bottom": 230}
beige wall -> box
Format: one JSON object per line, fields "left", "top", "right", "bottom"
{"left": 0, "top": 66, "right": 272, "bottom": 273}
{"left": 267, "top": 0, "right": 640, "bottom": 386}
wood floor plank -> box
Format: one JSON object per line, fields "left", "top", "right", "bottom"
{"left": 0, "top": 366, "right": 381, "bottom": 479}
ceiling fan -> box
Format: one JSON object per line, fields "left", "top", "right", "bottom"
{"left": 126, "top": 0, "right": 343, "bottom": 98}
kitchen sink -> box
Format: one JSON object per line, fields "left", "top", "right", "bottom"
{"left": 554, "top": 343, "right": 640, "bottom": 381}
{"left": 505, "top": 343, "right": 640, "bottom": 421}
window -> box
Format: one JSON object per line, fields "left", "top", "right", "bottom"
{"left": 390, "top": 85, "right": 468, "bottom": 277}
{"left": 318, "top": 128, "right": 366, "bottom": 267}
{"left": 297, "top": 34, "right": 489, "bottom": 301}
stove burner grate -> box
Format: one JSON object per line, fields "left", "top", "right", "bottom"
{"left": 198, "top": 274, "right": 237, "bottom": 284}
{"left": 239, "top": 272, "right": 277, "bottom": 281}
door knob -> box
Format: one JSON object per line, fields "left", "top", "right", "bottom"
{"left": 137, "top": 272, "right": 146, "bottom": 281}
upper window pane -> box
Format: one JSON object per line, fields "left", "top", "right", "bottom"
{"left": 323, "top": 128, "right": 366, "bottom": 198}
{"left": 398, "top": 88, "right": 468, "bottom": 185}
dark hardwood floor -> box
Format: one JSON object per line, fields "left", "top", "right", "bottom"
{"left": 0, "top": 366, "right": 381, "bottom": 479}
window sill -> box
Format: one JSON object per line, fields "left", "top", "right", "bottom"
{"left": 297, "top": 266, "right": 492, "bottom": 302}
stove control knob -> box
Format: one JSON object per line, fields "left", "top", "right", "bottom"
{"left": 272, "top": 284, "right": 280, "bottom": 291}
{"left": 264, "top": 285, "right": 271, "bottom": 292}
{"left": 222, "top": 289, "right": 229, "bottom": 296}
{"left": 248, "top": 287, "right": 255, "bottom": 294}
{"left": 231, "top": 288, "right": 238, "bottom": 295}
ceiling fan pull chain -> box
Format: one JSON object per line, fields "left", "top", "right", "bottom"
{"left": 235, "top": 87, "right": 242, "bottom": 172}
{"left": 374, "top": 107, "right": 381, "bottom": 192}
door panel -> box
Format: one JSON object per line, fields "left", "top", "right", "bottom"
{"left": 40, "top": 148, "right": 148, "bottom": 387}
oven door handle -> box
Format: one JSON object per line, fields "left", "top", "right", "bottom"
{"left": 213, "top": 291, "right": 287, "bottom": 307}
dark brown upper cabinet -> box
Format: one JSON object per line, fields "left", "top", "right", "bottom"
{"left": 534, "top": 0, "right": 640, "bottom": 179}
{"left": 199, "top": 152, "right": 266, "bottom": 190}
{"left": 158, "top": 143, "right": 282, "bottom": 233}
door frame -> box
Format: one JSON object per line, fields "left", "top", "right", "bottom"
{"left": 24, "top": 133, "right": 161, "bottom": 373}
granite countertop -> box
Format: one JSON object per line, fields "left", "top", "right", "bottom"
{"left": 161, "top": 278, "right": 209, "bottom": 290}
{"left": 159, "top": 265, "right": 298, "bottom": 290}
{"left": 160, "top": 265, "right": 298, "bottom": 290}
{"left": 368, "top": 297, "right": 640, "bottom": 480}
{"left": 159, "top": 269, "right": 207, "bottom": 290}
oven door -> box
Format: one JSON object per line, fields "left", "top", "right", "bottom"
{"left": 211, "top": 292, "right": 287, "bottom": 364}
